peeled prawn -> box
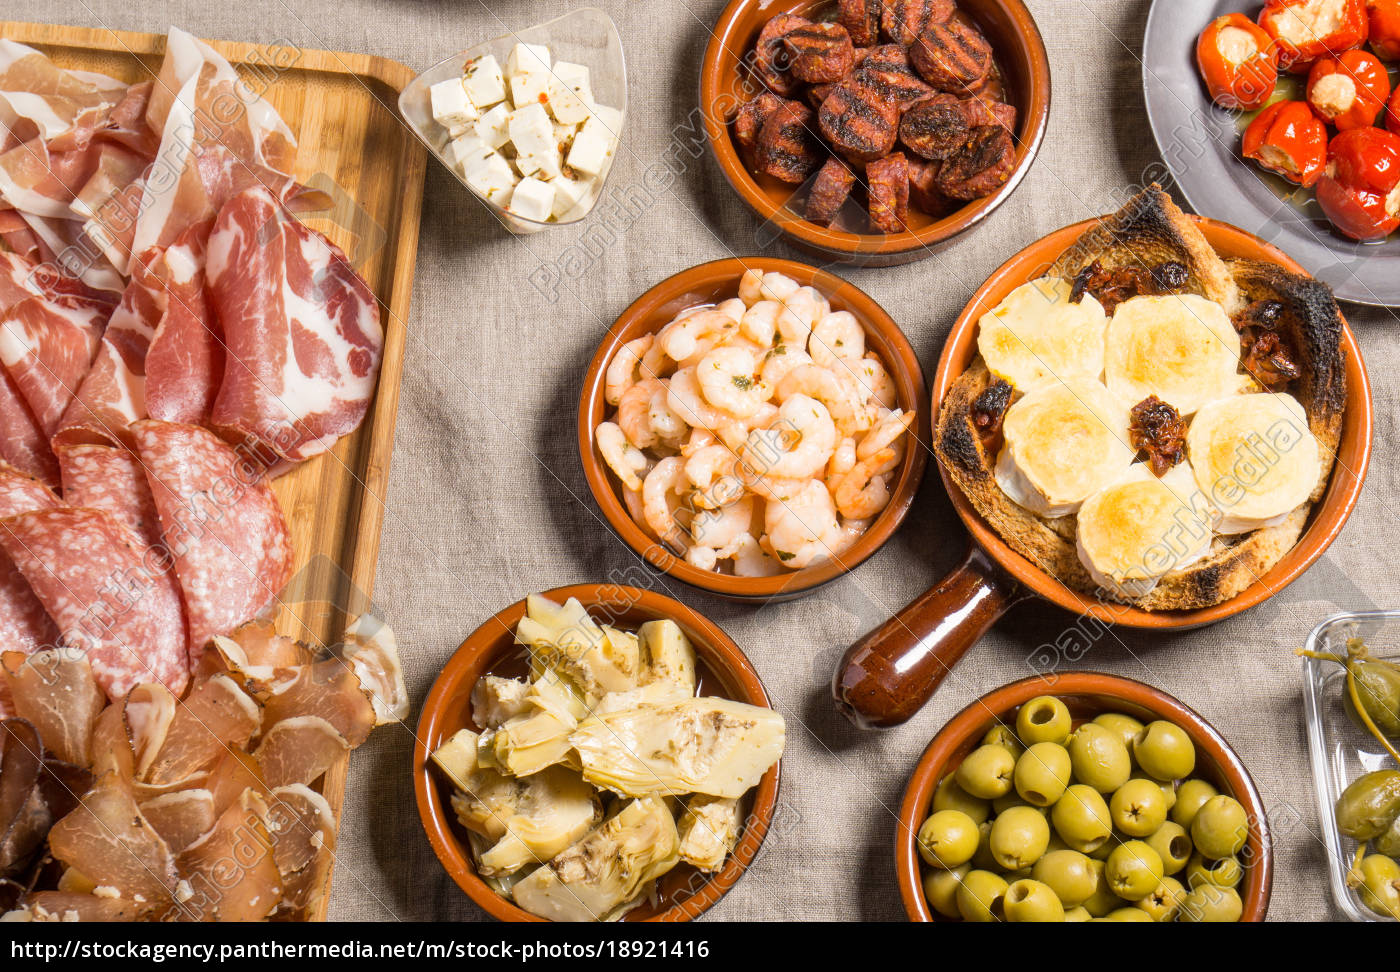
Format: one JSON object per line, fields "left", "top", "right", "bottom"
{"left": 617, "top": 378, "right": 667, "bottom": 449}
{"left": 859, "top": 408, "right": 914, "bottom": 475}
{"left": 833, "top": 448, "right": 895, "bottom": 519}
{"left": 606, "top": 335, "right": 654, "bottom": 405}
{"left": 852, "top": 354, "right": 899, "bottom": 409}
{"left": 642, "top": 456, "right": 689, "bottom": 551}
{"left": 775, "top": 287, "right": 825, "bottom": 348}
{"left": 647, "top": 386, "right": 688, "bottom": 446}
{"left": 697, "top": 346, "right": 771, "bottom": 418}
{"left": 809, "top": 311, "right": 865, "bottom": 368}
{"left": 738, "top": 394, "right": 837, "bottom": 480}
{"left": 716, "top": 297, "right": 746, "bottom": 322}
{"left": 685, "top": 444, "right": 742, "bottom": 509}
{"left": 763, "top": 479, "right": 840, "bottom": 569}
{"left": 776, "top": 364, "right": 874, "bottom": 436}
{"left": 827, "top": 436, "right": 858, "bottom": 481}
{"left": 724, "top": 533, "right": 782, "bottom": 577}
{"left": 667, "top": 367, "right": 731, "bottom": 430}
{"left": 597, "top": 422, "right": 648, "bottom": 492}
{"left": 659, "top": 309, "right": 736, "bottom": 363}
{"left": 741, "top": 300, "right": 780, "bottom": 347}
{"left": 760, "top": 346, "right": 813, "bottom": 388}
{"left": 691, "top": 496, "right": 754, "bottom": 550}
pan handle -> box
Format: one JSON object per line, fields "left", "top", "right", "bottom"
{"left": 832, "top": 544, "right": 1027, "bottom": 729}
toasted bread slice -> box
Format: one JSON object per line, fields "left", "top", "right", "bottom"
{"left": 937, "top": 187, "right": 1347, "bottom": 611}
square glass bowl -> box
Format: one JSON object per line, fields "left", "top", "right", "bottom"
{"left": 1301, "top": 610, "right": 1400, "bottom": 922}
{"left": 397, "top": 8, "right": 627, "bottom": 234}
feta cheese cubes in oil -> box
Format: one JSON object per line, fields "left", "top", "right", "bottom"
{"left": 427, "top": 41, "right": 621, "bottom": 223}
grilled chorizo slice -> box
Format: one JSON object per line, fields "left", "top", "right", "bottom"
{"left": 854, "top": 44, "right": 935, "bottom": 111}
{"left": 819, "top": 76, "right": 899, "bottom": 162}
{"left": 867, "top": 152, "right": 910, "bottom": 232}
{"left": 753, "top": 14, "right": 811, "bottom": 96}
{"left": 881, "top": 0, "right": 955, "bottom": 45}
{"left": 936, "top": 126, "right": 1016, "bottom": 199}
{"left": 757, "top": 101, "right": 825, "bottom": 183}
{"left": 837, "top": 0, "right": 882, "bottom": 46}
{"left": 806, "top": 158, "right": 857, "bottom": 225}
{"left": 805, "top": 82, "right": 838, "bottom": 111}
{"left": 734, "top": 92, "right": 785, "bottom": 169}
{"left": 910, "top": 21, "right": 994, "bottom": 92}
{"left": 899, "top": 93, "right": 970, "bottom": 160}
{"left": 908, "top": 156, "right": 955, "bottom": 216}
{"left": 784, "top": 22, "right": 856, "bottom": 83}
{"left": 961, "top": 94, "right": 1018, "bottom": 133}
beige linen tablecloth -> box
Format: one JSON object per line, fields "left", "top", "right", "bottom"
{"left": 17, "top": 0, "right": 1395, "bottom": 923}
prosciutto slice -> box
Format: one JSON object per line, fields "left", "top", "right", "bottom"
{"left": 0, "top": 506, "right": 188, "bottom": 700}
{"left": 0, "top": 463, "right": 61, "bottom": 664}
{"left": 0, "top": 294, "right": 111, "bottom": 437}
{"left": 132, "top": 420, "right": 292, "bottom": 661}
{"left": 207, "top": 187, "right": 382, "bottom": 463}
{"left": 0, "top": 368, "right": 54, "bottom": 486}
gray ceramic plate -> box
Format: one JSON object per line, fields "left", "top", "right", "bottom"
{"left": 1143, "top": 0, "right": 1400, "bottom": 307}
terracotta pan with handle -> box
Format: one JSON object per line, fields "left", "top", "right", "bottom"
{"left": 833, "top": 216, "right": 1374, "bottom": 729}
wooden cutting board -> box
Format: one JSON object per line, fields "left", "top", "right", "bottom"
{"left": 0, "top": 21, "right": 428, "bottom": 920}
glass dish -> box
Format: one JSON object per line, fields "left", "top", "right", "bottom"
{"left": 1301, "top": 609, "right": 1400, "bottom": 922}
{"left": 397, "top": 8, "right": 627, "bottom": 234}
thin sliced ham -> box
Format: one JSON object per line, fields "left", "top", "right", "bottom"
{"left": 144, "top": 220, "right": 221, "bottom": 425}
{"left": 0, "top": 294, "right": 112, "bottom": 436}
{"left": 143, "top": 673, "right": 260, "bottom": 787}
{"left": 139, "top": 788, "right": 215, "bottom": 855}
{"left": 207, "top": 187, "right": 382, "bottom": 463}
{"left": 0, "top": 507, "right": 188, "bottom": 700}
{"left": 0, "top": 649, "right": 104, "bottom": 766}
{"left": 175, "top": 788, "right": 281, "bottom": 921}
{"left": 266, "top": 784, "right": 335, "bottom": 913}
{"left": 253, "top": 715, "right": 348, "bottom": 788}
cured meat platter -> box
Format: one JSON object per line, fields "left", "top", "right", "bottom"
{"left": 0, "top": 20, "right": 426, "bottom": 920}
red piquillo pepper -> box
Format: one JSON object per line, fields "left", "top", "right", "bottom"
{"left": 1316, "top": 127, "right": 1400, "bottom": 239}
{"left": 1242, "top": 100, "right": 1330, "bottom": 186}
{"left": 1197, "top": 14, "right": 1280, "bottom": 109}
{"left": 1367, "top": 0, "right": 1400, "bottom": 60}
{"left": 1307, "top": 49, "right": 1391, "bottom": 129}
{"left": 1259, "top": 0, "right": 1368, "bottom": 72}
{"left": 1386, "top": 85, "right": 1400, "bottom": 133}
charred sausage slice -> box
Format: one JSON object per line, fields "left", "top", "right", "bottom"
{"left": 899, "top": 93, "right": 970, "bottom": 160}
{"left": 881, "top": 0, "right": 956, "bottom": 45}
{"left": 867, "top": 152, "right": 910, "bottom": 232}
{"left": 806, "top": 158, "right": 857, "bottom": 225}
{"left": 908, "top": 156, "right": 955, "bottom": 216}
{"left": 784, "top": 22, "right": 856, "bottom": 83}
{"left": 910, "top": 21, "right": 994, "bottom": 92}
{"left": 936, "top": 126, "right": 1016, "bottom": 199}
{"left": 819, "top": 76, "right": 899, "bottom": 162}
{"left": 805, "top": 82, "right": 838, "bottom": 111}
{"left": 854, "top": 44, "right": 935, "bottom": 112}
{"left": 734, "top": 92, "right": 785, "bottom": 168}
{"left": 757, "top": 101, "right": 825, "bottom": 183}
{"left": 753, "top": 14, "right": 811, "bottom": 96}
{"left": 837, "top": 0, "right": 883, "bottom": 46}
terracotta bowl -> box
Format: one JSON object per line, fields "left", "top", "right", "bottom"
{"left": 700, "top": 0, "right": 1051, "bottom": 266}
{"left": 412, "top": 584, "right": 782, "bottom": 922}
{"left": 579, "top": 257, "right": 928, "bottom": 602}
{"left": 896, "top": 672, "right": 1274, "bottom": 922}
{"left": 834, "top": 216, "right": 1373, "bottom": 727}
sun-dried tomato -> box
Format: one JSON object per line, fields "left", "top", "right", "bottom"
{"left": 1129, "top": 395, "right": 1188, "bottom": 477}
{"left": 971, "top": 378, "right": 1012, "bottom": 443}
{"left": 1242, "top": 330, "right": 1302, "bottom": 389}
{"left": 1067, "top": 260, "right": 1190, "bottom": 315}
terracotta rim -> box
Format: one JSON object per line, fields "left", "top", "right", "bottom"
{"left": 932, "top": 216, "right": 1374, "bottom": 629}
{"left": 579, "top": 257, "right": 929, "bottom": 600}
{"left": 896, "top": 672, "right": 1274, "bottom": 922}
{"left": 699, "top": 0, "right": 1052, "bottom": 262}
{"left": 412, "top": 584, "right": 782, "bottom": 922}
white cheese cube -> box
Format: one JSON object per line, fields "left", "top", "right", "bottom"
{"left": 583, "top": 104, "right": 623, "bottom": 140}
{"left": 508, "top": 176, "right": 555, "bottom": 222}
{"left": 553, "top": 119, "right": 581, "bottom": 151}
{"left": 506, "top": 42, "right": 551, "bottom": 78}
{"left": 565, "top": 126, "right": 611, "bottom": 178}
{"left": 430, "top": 77, "right": 478, "bottom": 131}
{"left": 447, "top": 133, "right": 494, "bottom": 174}
{"left": 548, "top": 173, "right": 591, "bottom": 218}
{"left": 463, "top": 54, "right": 506, "bottom": 109}
{"left": 508, "top": 103, "right": 560, "bottom": 178}
{"left": 506, "top": 42, "right": 552, "bottom": 109}
{"left": 475, "top": 102, "right": 512, "bottom": 150}
{"left": 547, "top": 62, "right": 594, "bottom": 125}
{"left": 466, "top": 152, "right": 517, "bottom": 205}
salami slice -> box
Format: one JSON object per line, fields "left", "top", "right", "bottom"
{"left": 0, "top": 294, "right": 111, "bottom": 436}
{"left": 0, "top": 506, "right": 188, "bottom": 700}
{"left": 132, "top": 420, "right": 292, "bottom": 661}
{"left": 207, "top": 187, "right": 382, "bottom": 464}
{"left": 56, "top": 443, "right": 163, "bottom": 549}
{"left": 0, "top": 461, "right": 61, "bottom": 658}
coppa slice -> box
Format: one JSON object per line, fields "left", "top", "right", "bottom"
{"left": 0, "top": 294, "right": 110, "bottom": 436}
{"left": 0, "top": 506, "right": 188, "bottom": 699}
{"left": 132, "top": 419, "right": 292, "bottom": 662}
{"left": 143, "top": 220, "right": 222, "bottom": 426}
{"left": 206, "top": 187, "right": 382, "bottom": 465}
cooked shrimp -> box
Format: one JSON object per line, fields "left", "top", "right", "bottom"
{"left": 715, "top": 399, "right": 778, "bottom": 453}
{"left": 685, "top": 444, "right": 742, "bottom": 510}
{"left": 597, "top": 421, "right": 648, "bottom": 492}
{"left": 829, "top": 516, "right": 873, "bottom": 556}
{"left": 639, "top": 337, "right": 674, "bottom": 381}
{"left": 716, "top": 297, "right": 746, "bottom": 322}
{"left": 647, "top": 385, "right": 688, "bottom": 446}
{"left": 741, "top": 472, "right": 812, "bottom": 503}
{"left": 809, "top": 311, "right": 865, "bottom": 368}
{"left": 852, "top": 354, "right": 899, "bottom": 409}
{"left": 617, "top": 378, "right": 666, "bottom": 449}
{"left": 764, "top": 479, "right": 841, "bottom": 569}
{"left": 760, "top": 345, "right": 813, "bottom": 388}
{"left": 858, "top": 408, "right": 914, "bottom": 474}
{"left": 741, "top": 300, "right": 780, "bottom": 347}
{"left": 738, "top": 267, "right": 766, "bottom": 306}
{"left": 738, "top": 393, "right": 837, "bottom": 480}
{"left": 827, "top": 436, "right": 858, "bottom": 481}
{"left": 776, "top": 364, "right": 874, "bottom": 436}
{"left": 833, "top": 448, "right": 895, "bottom": 519}
{"left": 681, "top": 427, "right": 717, "bottom": 457}
{"left": 659, "top": 309, "right": 737, "bottom": 363}
{"left": 691, "top": 495, "right": 754, "bottom": 550}
{"left": 762, "top": 271, "right": 801, "bottom": 303}
{"left": 723, "top": 532, "right": 782, "bottom": 577}
{"left": 667, "top": 367, "right": 731, "bottom": 430}
{"left": 622, "top": 484, "right": 650, "bottom": 534}
{"left": 642, "top": 456, "right": 689, "bottom": 551}
{"left": 775, "top": 286, "right": 824, "bottom": 347}
{"left": 686, "top": 545, "right": 719, "bottom": 571}
{"left": 697, "top": 346, "right": 771, "bottom": 418}
{"left": 606, "top": 335, "right": 654, "bottom": 406}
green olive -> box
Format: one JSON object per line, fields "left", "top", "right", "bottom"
{"left": 1184, "top": 852, "right": 1242, "bottom": 889}
{"left": 992, "top": 791, "right": 1044, "bottom": 816}
{"left": 955, "top": 744, "right": 1016, "bottom": 800}
{"left": 933, "top": 774, "right": 992, "bottom": 825}
{"left": 982, "top": 723, "right": 1026, "bottom": 760}
{"left": 917, "top": 809, "right": 980, "bottom": 869}
{"left": 1177, "top": 884, "right": 1243, "bottom": 922}
{"left": 1132, "top": 720, "right": 1197, "bottom": 781}
{"left": 1092, "top": 711, "right": 1145, "bottom": 749}
{"left": 990, "top": 805, "right": 1051, "bottom": 871}
{"left": 1104, "top": 840, "right": 1165, "bottom": 901}
{"left": 1334, "top": 769, "right": 1400, "bottom": 841}
{"left": 1063, "top": 905, "right": 1091, "bottom": 921}
{"left": 1014, "top": 742, "right": 1073, "bottom": 807}
{"left": 1003, "top": 878, "right": 1065, "bottom": 922}
{"left": 1353, "top": 853, "right": 1400, "bottom": 919}
{"left": 1190, "top": 795, "right": 1249, "bottom": 859}
{"left": 1144, "top": 821, "right": 1192, "bottom": 875}
{"left": 955, "top": 869, "right": 1009, "bottom": 922}
{"left": 922, "top": 863, "right": 970, "bottom": 919}
{"left": 1134, "top": 876, "right": 1187, "bottom": 921}
{"left": 1016, "top": 695, "right": 1072, "bottom": 746}
{"left": 1050, "top": 784, "right": 1113, "bottom": 853}
{"left": 1068, "top": 723, "right": 1132, "bottom": 793}
{"left": 1373, "top": 811, "right": 1400, "bottom": 859}
{"left": 1087, "top": 838, "right": 1114, "bottom": 861}
{"left": 1081, "top": 859, "right": 1119, "bottom": 917}
{"left": 1132, "top": 771, "right": 1177, "bottom": 812}
{"left": 1346, "top": 658, "right": 1400, "bottom": 739}
{"left": 1171, "top": 778, "right": 1219, "bottom": 829}
{"left": 1110, "top": 778, "right": 1170, "bottom": 837}
{"left": 1031, "top": 849, "right": 1097, "bottom": 907}
{"left": 1105, "top": 907, "right": 1154, "bottom": 921}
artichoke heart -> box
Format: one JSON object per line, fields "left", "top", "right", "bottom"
{"left": 470, "top": 676, "right": 533, "bottom": 729}
{"left": 570, "top": 698, "right": 785, "bottom": 799}
{"left": 638, "top": 619, "right": 696, "bottom": 695}
{"left": 512, "top": 797, "right": 680, "bottom": 921}
{"left": 483, "top": 679, "right": 582, "bottom": 778}
{"left": 516, "top": 596, "right": 641, "bottom": 699}
{"left": 676, "top": 795, "right": 742, "bottom": 872}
